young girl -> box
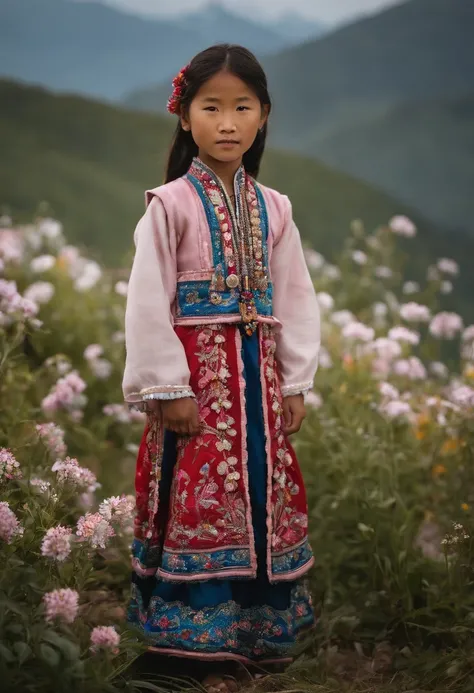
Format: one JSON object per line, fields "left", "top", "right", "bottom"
{"left": 123, "top": 44, "right": 321, "bottom": 690}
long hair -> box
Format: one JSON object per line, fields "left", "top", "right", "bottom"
{"left": 165, "top": 44, "right": 272, "bottom": 183}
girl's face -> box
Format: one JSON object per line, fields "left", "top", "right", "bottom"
{"left": 181, "top": 70, "right": 269, "bottom": 167}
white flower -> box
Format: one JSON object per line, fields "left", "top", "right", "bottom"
{"left": 84, "top": 343, "right": 103, "bottom": 361}
{"left": 318, "top": 346, "right": 333, "bottom": 369}
{"left": 366, "top": 338, "right": 402, "bottom": 361}
{"left": 437, "top": 258, "right": 459, "bottom": 276}
{"left": 392, "top": 357, "right": 427, "bottom": 380}
{"left": 30, "top": 254, "right": 56, "bottom": 273}
{"left": 316, "top": 292, "right": 334, "bottom": 312}
{"left": 38, "top": 218, "right": 63, "bottom": 240}
{"left": 304, "top": 249, "right": 325, "bottom": 270}
{"left": 342, "top": 321, "right": 375, "bottom": 342}
{"left": 429, "top": 361, "right": 449, "bottom": 378}
{"left": 429, "top": 312, "right": 463, "bottom": 339}
{"left": 352, "top": 250, "right": 368, "bottom": 265}
{"left": 90, "top": 358, "right": 112, "bottom": 380}
{"left": 388, "top": 326, "right": 420, "bottom": 345}
{"left": 74, "top": 261, "right": 102, "bottom": 291}
{"left": 114, "top": 281, "right": 128, "bottom": 297}
{"left": 306, "top": 391, "right": 322, "bottom": 409}
{"left": 323, "top": 264, "right": 341, "bottom": 280}
{"left": 462, "top": 326, "right": 474, "bottom": 343}
{"left": 379, "top": 400, "right": 413, "bottom": 419}
{"left": 378, "top": 382, "right": 400, "bottom": 400}
{"left": 389, "top": 215, "right": 416, "bottom": 237}
{"left": 373, "top": 302, "right": 388, "bottom": 318}
{"left": 402, "top": 281, "right": 420, "bottom": 295}
{"left": 449, "top": 385, "right": 474, "bottom": 408}
{"left": 112, "top": 330, "right": 125, "bottom": 343}
{"left": 399, "top": 302, "right": 431, "bottom": 323}
{"left": 440, "top": 281, "right": 453, "bottom": 295}
{"left": 375, "top": 266, "right": 393, "bottom": 279}
{"left": 23, "top": 281, "right": 55, "bottom": 304}
{"left": 331, "top": 310, "right": 354, "bottom": 327}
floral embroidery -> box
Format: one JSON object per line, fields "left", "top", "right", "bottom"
{"left": 128, "top": 580, "right": 315, "bottom": 661}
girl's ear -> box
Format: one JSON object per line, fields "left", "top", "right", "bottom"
{"left": 180, "top": 111, "right": 191, "bottom": 132}
{"left": 259, "top": 104, "right": 270, "bottom": 129}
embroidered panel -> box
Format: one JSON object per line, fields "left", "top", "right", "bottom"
{"left": 128, "top": 580, "right": 315, "bottom": 661}
{"left": 271, "top": 538, "right": 314, "bottom": 576}
{"left": 160, "top": 547, "right": 252, "bottom": 580}
{"left": 176, "top": 280, "right": 273, "bottom": 319}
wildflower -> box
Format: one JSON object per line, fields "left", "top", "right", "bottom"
{"left": 103, "top": 403, "right": 131, "bottom": 424}
{"left": 98, "top": 495, "right": 135, "bottom": 525}
{"left": 30, "top": 477, "right": 52, "bottom": 494}
{"left": 432, "top": 464, "right": 447, "bottom": 477}
{"left": 393, "top": 357, "right": 427, "bottom": 380}
{"left": 305, "top": 391, "right": 323, "bottom": 409}
{"left": 114, "top": 280, "right": 128, "bottom": 296}
{"left": 52, "top": 457, "right": 98, "bottom": 491}
{"left": 315, "top": 291, "right": 334, "bottom": 312}
{"left": 440, "top": 281, "right": 453, "bottom": 295}
{"left": 318, "top": 346, "right": 333, "bottom": 369}
{"left": 0, "top": 501, "right": 24, "bottom": 543}
{"left": 440, "top": 438, "right": 461, "bottom": 455}
{"left": 378, "top": 382, "right": 400, "bottom": 400}
{"left": 90, "top": 626, "right": 120, "bottom": 653}
{"left": 388, "top": 326, "right": 420, "bottom": 345}
{"left": 74, "top": 261, "right": 102, "bottom": 291}
{"left": 23, "top": 281, "right": 55, "bottom": 304}
{"left": 375, "top": 266, "right": 393, "bottom": 279}
{"left": 0, "top": 448, "right": 22, "bottom": 481}
{"left": 36, "top": 423, "right": 67, "bottom": 458}
{"left": 90, "top": 358, "right": 113, "bottom": 380}
{"left": 429, "top": 312, "right": 463, "bottom": 339}
{"left": 43, "top": 588, "right": 79, "bottom": 624}
{"left": 462, "top": 325, "right": 474, "bottom": 343}
{"left": 342, "top": 321, "right": 375, "bottom": 342}
{"left": 462, "top": 503, "right": 469, "bottom": 512}
{"left": 331, "top": 310, "right": 354, "bottom": 327}
{"left": 76, "top": 512, "right": 115, "bottom": 549}
{"left": 323, "top": 264, "right": 341, "bottom": 280}
{"left": 399, "top": 302, "right": 431, "bottom": 323}
{"left": 389, "top": 215, "right": 417, "bottom": 237}
{"left": 41, "top": 525, "right": 73, "bottom": 562}
{"left": 379, "top": 400, "right": 412, "bottom": 420}
{"left": 30, "top": 254, "right": 56, "bottom": 273}
{"left": 41, "top": 370, "right": 87, "bottom": 415}
{"left": 38, "top": 218, "right": 63, "bottom": 240}
{"left": 430, "top": 361, "right": 449, "bottom": 378}
{"left": 304, "top": 249, "right": 325, "bottom": 270}
{"left": 352, "top": 250, "right": 368, "bottom": 265}
{"left": 84, "top": 344, "right": 103, "bottom": 361}
{"left": 366, "top": 338, "right": 402, "bottom": 361}
{"left": 402, "top": 281, "right": 420, "bottom": 295}
{"left": 112, "top": 330, "right": 125, "bottom": 343}
{"left": 373, "top": 302, "right": 388, "bottom": 318}
{"left": 437, "top": 258, "right": 459, "bottom": 276}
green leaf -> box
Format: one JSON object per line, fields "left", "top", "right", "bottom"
{"left": 39, "top": 643, "right": 60, "bottom": 668}
{"left": 0, "top": 644, "right": 14, "bottom": 663}
{"left": 42, "top": 630, "right": 80, "bottom": 661}
{"left": 13, "top": 641, "right": 32, "bottom": 665}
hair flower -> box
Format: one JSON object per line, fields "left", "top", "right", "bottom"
{"left": 167, "top": 64, "right": 190, "bottom": 115}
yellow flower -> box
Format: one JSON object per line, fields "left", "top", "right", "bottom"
{"left": 432, "top": 464, "right": 447, "bottom": 478}
{"left": 414, "top": 427, "right": 427, "bottom": 441}
{"left": 440, "top": 438, "right": 460, "bottom": 455}
{"left": 461, "top": 503, "right": 470, "bottom": 512}
{"left": 339, "top": 383, "right": 348, "bottom": 394}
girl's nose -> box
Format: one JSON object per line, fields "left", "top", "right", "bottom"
{"left": 218, "top": 117, "right": 237, "bottom": 133}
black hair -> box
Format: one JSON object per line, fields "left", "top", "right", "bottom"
{"left": 165, "top": 44, "right": 271, "bottom": 183}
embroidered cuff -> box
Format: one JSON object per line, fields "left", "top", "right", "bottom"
{"left": 281, "top": 381, "right": 314, "bottom": 397}
{"left": 142, "top": 390, "right": 195, "bottom": 401}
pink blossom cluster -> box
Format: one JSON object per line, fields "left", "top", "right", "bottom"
{"left": 23, "top": 281, "right": 55, "bottom": 305}
{"left": 76, "top": 512, "right": 115, "bottom": 549}
{"left": 41, "top": 370, "right": 87, "bottom": 415}
{"left": 429, "top": 312, "right": 464, "bottom": 339}
{"left": 41, "top": 525, "right": 73, "bottom": 562}
{"left": 98, "top": 495, "right": 135, "bottom": 525}
{"left": 0, "top": 501, "right": 24, "bottom": 543}
{"left": 52, "top": 456, "right": 98, "bottom": 492}
{"left": 305, "top": 391, "right": 323, "bottom": 409}
{"left": 342, "top": 321, "right": 375, "bottom": 342}
{"left": 0, "top": 448, "right": 22, "bottom": 482}
{"left": 304, "top": 248, "right": 325, "bottom": 270}
{"left": 90, "top": 626, "right": 121, "bottom": 653}
{"left": 392, "top": 357, "right": 427, "bottom": 381}
{"left": 437, "top": 258, "right": 459, "bottom": 276}
{"left": 389, "top": 215, "right": 417, "bottom": 238}
{"left": 43, "top": 588, "right": 79, "bottom": 624}
{"left": 103, "top": 403, "right": 145, "bottom": 424}
{"left": 36, "top": 422, "right": 67, "bottom": 458}
{"left": 449, "top": 385, "right": 474, "bottom": 409}
{"left": 399, "top": 302, "right": 431, "bottom": 323}
{"left": 0, "top": 228, "right": 24, "bottom": 263}
{"left": 388, "top": 326, "right": 420, "bottom": 345}
{"left": 0, "top": 278, "right": 39, "bottom": 325}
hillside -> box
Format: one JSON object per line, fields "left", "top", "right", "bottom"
{"left": 313, "top": 93, "right": 474, "bottom": 236}
{"left": 2, "top": 78, "right": 474, "bottom": 319}
{"left": 0, "top": 0, "right": 294, "bottom": 101}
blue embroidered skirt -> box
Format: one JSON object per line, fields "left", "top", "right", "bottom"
{"left": 128, "top": 329, "right": 315, "bottom": 663}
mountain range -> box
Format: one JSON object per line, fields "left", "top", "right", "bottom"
{"left": 126, "top": 0, "right": 474, "bottom": 237}
{"left": 0, "top": 0, "right": 324, "bottom": 101}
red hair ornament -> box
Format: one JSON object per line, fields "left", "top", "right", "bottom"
{"left": 167, "top": 65, "right": 190, "bottom": 115}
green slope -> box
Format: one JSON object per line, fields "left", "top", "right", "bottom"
{"left": 2, "top": 78, "right": 474, "bottom": 320}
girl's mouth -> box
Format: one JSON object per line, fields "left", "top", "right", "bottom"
{"left": 216, "top": 140, "right": 239, "bottom": 145}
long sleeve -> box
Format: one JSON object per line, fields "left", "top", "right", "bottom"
{"left": 122, "top": 196, "right": 194, "bottom": 406}
{"left": 271, "top": 197, "right": 321, "bottom": 397}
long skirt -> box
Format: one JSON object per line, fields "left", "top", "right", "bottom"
{"left": 127, "top": 328, "right": 315, "bottom": 663}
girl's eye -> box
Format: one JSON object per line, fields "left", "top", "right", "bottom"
{"left": 204, "top": 106, "right": 217, "bottom": 112}
{"left": 237, "top": 106, "right": 250, "bottom": 112}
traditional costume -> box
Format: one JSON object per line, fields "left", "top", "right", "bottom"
{"left": 123, "top": 157, "right": 321, "bottom": 663}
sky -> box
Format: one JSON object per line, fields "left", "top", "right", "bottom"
{"left": 92, "top": 0, "right": 404, "bottom": 23}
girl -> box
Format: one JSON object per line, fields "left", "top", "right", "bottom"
{"left": 123, "top": 44, "right": 321, "bottom": 691}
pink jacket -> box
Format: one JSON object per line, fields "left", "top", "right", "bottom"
{"left": 123, "top": 177, "right": 321, "bottom": 406}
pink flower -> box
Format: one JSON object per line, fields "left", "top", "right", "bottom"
{"left": 0, "top": 501, "right": 23, "bottom": 543}
{"left": 379, "top": 400, "right": 412, "bottom": 420}
{"left": 331, "top": 310, "right": 354, "bottom": 327}
{"left": 0, "top": 448, "right": 22, "bottom": 482}
{"left": 437, "top": 258, "right": 459, "bottom": 276}
{"left": 84, "top": 344, "right": 103, "bottom": 361}
{"left": 30, "top": 254, "right": 56, "bottom": 273}
{"left": 342, "top": 321, "right": 375, "bottom": 342}
{"left": 114, "top": 281, "right": 128, "bottom": 297}
{"left": 42, "top": 370, "right": 87, "bottom": 415}
{"left": 36, "top": 423, "right": 67, "bottom": 458}
{"left": 430, "top": 361, "right": 449, "bottom": 378}
{"left": 462, "top": 325, "right": 474, "bottom": 343}
{"left": 76, "top": 512, "right": 115, "bottom": 549}
{"left": 41, "top": 525, "right": 73, "bottom": 562}
{"left": 375, "top": 266, "right": 393, "bottom": 279}
{"left": 90, "top": 626, "right": 120, "bottom": 653}
{"left": 305, "top": 391, "right": 322, "bottom": 409}
{"left": 429, "top": 312, "right": 463, "bottom": 339}
{"left": 352, "top": 250, "right": 368, "bottom": 265}
{"left": 449, "top": 385, "right": 474, "bottom": 408}
{"left": 52, "top": 456, "right": 98, "bottom": 491}
{"left": 388, "top": 326, "right": 420, "bottom": 345}
{"left": 389, "top": 215, "right": 417, "bottom": 237}
{"left": 24, "top": 281, "right": 55, "bottom": 304}
{"left": 365, "top": 338, "right": 401, "bottom": 361}
{"left": 315, "top": 291, "right": 334, "bottom": 312}
{"left": 43, "top": 588, "right": 79, "bottom": 624}
{"left": 304, "top": 249, "right": 325, "bottom": 270}
{"left": 402, "top": 281, "right": 420, "bottom": 295}
{"left": 399, "top": 302, "right": 431, "bottom": 323}
{"left": 393, "top": 357, "right": 427, "bottom": 380}
{"left": 98, "top": 495, "right": 135, "bottom": 525}
{"left": 378, "top": 382, "right": 400, "bottom": 400}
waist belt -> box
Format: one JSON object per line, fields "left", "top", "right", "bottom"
{"left": 176, "top": 280, "right": 273, "bottom": 320}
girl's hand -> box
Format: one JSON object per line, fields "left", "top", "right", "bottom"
{"left": 282, "top": 394, "right": 306, "bottom": 436}
{"left": 161, "top": 397, "right": 201, "bottom": 436}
